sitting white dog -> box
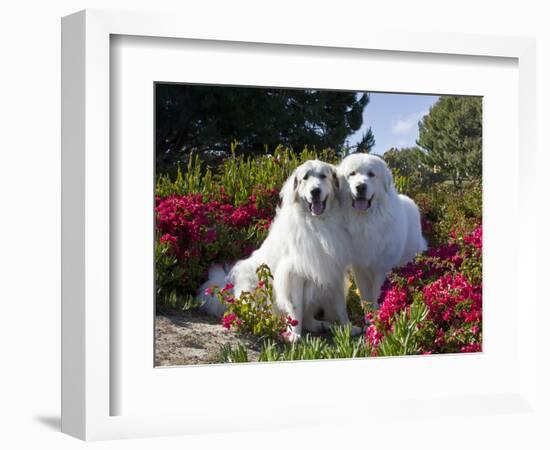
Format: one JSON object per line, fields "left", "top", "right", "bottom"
{"left": 338, "top": 153, "right": 427, "bottom": 308}
{"left": 200, "top": 160, "right": 359, "bottom": 342}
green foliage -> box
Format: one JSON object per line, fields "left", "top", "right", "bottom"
{"left": 214, "top": 265, "right": 292, "bottom": 339}
{"left": 355, "top": 127, "right": 376, "bottom": 153}
{"left": 415, "top": 179, "right": 482, "bottom": 244}
{"left": 417, "top": 96, "right": 482, "bottom": 187}
{"left": 345, "top": 276, "right": 371, "bottom": 326}
{"left": 329, "top": 325, "right": 369, "bottom": 358}
{"left": 155, "top": 145, "right": 339, "bottom": 204}
{"left": 155, "top": 241, "right": 186, "bottom": 312}
{"left": 156, "top": 84, "right": 371, "bottom": 175}
{"left": 375, "top": 299, "right": 430, "bottom": 357}
{"left": 155, "top": 152, "right": 216, "bottom": 198}
{"left": 219, "top": 325, "right": 370, "bottom": 363}
{"left": 218, "top": 343, "right": 249, "bottom": 363}
{"left": 156, "top": 240, "right": 205, "bottom": 313}
{"left": 383, "top": 147, "right": 444, "bottom": 194}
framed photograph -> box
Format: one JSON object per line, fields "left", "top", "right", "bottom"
{"left": 62, "top": 9, "right": 538, "bottom": 441}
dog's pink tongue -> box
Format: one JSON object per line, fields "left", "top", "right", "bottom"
{"left": 312, "top": 201, "right": 324, "bottom": 215}
{"left": 354, "top": 199, "right": 369, "bottom": 211}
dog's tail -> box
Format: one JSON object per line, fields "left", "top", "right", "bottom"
{"left": 198, "top": 264, "right": 231, "bottom": 318}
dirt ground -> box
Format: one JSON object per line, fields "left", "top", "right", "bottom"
{"left": 154, "top": 310, "right": 261, "bottom": 366}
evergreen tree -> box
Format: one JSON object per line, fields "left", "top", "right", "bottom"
{"left": 156, "top": 84, "right": 371, "bottom": 175}
{"left": 417, "top": 96, "right": 482, "bottom": 187}
{"left": 355, "top": 127, "right": 376, "bottom": 153}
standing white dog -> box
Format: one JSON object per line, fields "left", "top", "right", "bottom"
{"left": 338, "top": 153, "right": 427, "bottom": 308}
{"left": 199, "top": 160, "right": 358, "bottom": 342}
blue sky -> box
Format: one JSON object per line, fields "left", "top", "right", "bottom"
{"left": 348, "top": 92, "right": 440, "bottom": 154}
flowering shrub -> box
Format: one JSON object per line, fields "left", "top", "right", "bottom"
{"left": 414, "top": 180, "right": 482, "bottom": 245}
{"left": 208, "top": 264, "right": 298, "bottom": 339}
{"left": 365, "top": 225, "right": 482, "bottom": 355}
{"left": 155, "top": 191, "right": 276, "bottom": 309}
{"left": 154, "top": 143, "right": 483, "bottom": 360}
{"left": 155, "top": 146, "right": 337, "bottom": 311}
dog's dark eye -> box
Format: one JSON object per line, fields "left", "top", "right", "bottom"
{"left": 319, "top": 174, "right": 327, "bottom": 179}
{"left": 348, "top": 171, "right": 356, "bottom": 177}
{"left": 367, "top": 171, "right": 375, "bottom": 177}
{"left": 303, "top": 174, "right": 309, "bottom": 180}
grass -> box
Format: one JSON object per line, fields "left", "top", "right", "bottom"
{"left": 218, "top": 325, "right": 371, "bottom": 363}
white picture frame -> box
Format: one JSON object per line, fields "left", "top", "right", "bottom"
{"left": 61, "top": 9, "right": 538, "bottom": 441}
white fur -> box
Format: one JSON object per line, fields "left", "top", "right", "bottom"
{"left": 337, "top": 153, "right": 427, "bottom": 308}
{"left": 199, "top": 160, "right": 359, "bottom": 341}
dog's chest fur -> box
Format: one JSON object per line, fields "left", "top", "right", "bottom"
{"left": 346, "top": 196, "right": 404, "bottom": 270}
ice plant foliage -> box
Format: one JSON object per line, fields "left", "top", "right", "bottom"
{"left": 365, "top": 225, "right": 482, "bottom": 355}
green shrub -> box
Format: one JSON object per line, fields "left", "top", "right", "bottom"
{"left": 156, "top": 144, "right": 340, "bottom": 204}
{"left": 415, "top": 179, "right": 482, "bottom": 245}
{"left": 374, "top": 298, "right": 430, "bottom": 357}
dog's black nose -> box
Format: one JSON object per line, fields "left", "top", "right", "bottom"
{"left": 310, "top": 187, "right": 321, "bottom": 199}
{"left": 356, "top": 183, "right": 367, "bottom": 196}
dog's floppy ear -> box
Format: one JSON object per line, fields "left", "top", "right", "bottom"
{"left": 280, "top": 169, "right": 299, "bottom": 206}
{"left": 331, "top": 169, "right": 339, "bottom": 190}
{"left": 384, "top": 165, "right": 394, "bottom": 193}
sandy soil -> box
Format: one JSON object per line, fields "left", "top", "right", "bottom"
{"left": 155, "top": 310, "right": 261, "bottom": 366}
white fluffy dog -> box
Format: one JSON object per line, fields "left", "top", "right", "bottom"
{"left": 199, "top": 160, "right": 358, "bottom": 342}
{"left": 338, "top": 153, "right": 427, "bottom": 308}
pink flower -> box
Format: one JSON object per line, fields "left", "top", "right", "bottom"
{"left": 463, "top": 226, "right": 482, "bottom": 250}
{"left": 461, "top": 343, "right": 482, "bottom": 353}
{"left": 204, "top": 287, "right": 214, "bottom": 296}
{"left": 221, "top": 283, "right": 234, "bottom": 293}
{"left": 222, "top": 313, "right": 238, "bottom": 330}
{"left": 159, "top": 233, "right": 178, "bottom": 245}
{"left": 280, "top": 330, "right": 292, "bottom": 339}
{"left": 378, "top": 286, "right": 408, "bottom": 327}
{"left": 365, "top": 324, "right": 383, "bottom": 347}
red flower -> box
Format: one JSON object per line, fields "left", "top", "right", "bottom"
{"left": 221, "top": 283, "right": 234, "bottom": 293}
{"left": 289, "top": 318, "right": 299, "bottom": 327}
